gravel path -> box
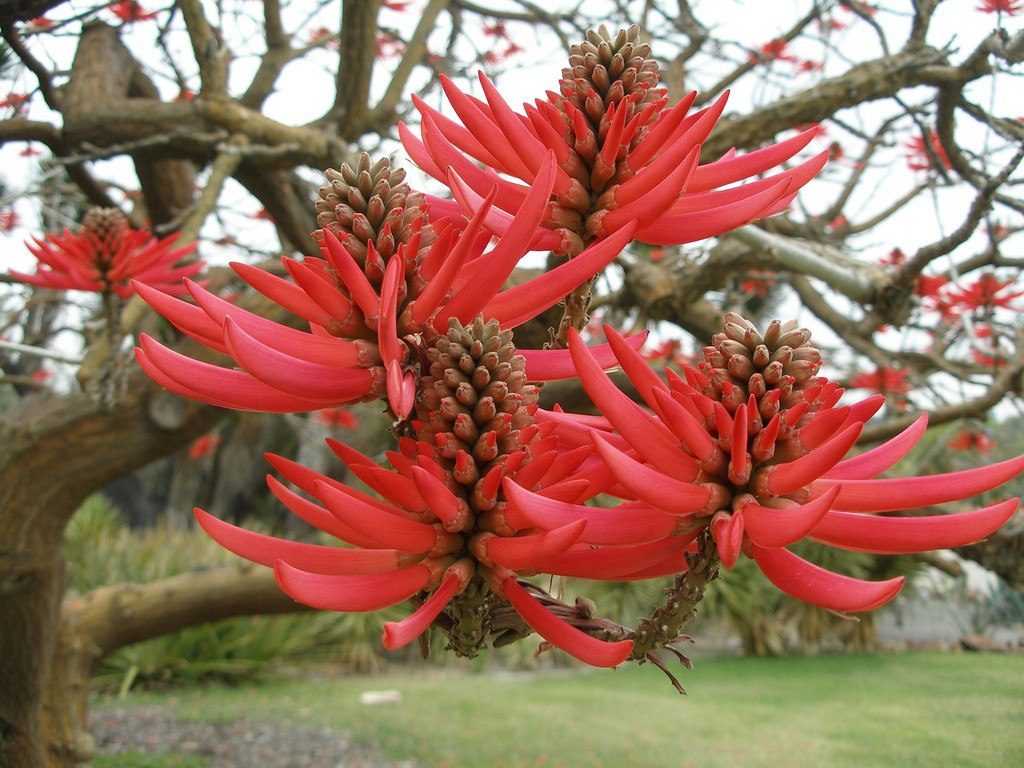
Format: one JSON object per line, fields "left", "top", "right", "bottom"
{"left": 91, "top": 705, "right": 416, "bottom": 768}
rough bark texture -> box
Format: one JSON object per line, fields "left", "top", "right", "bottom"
{"left": 41, "top": 566, "right": 307, "bottom": 766}
{"left": 0, "top": 377, "right": 219, "bottom": 767}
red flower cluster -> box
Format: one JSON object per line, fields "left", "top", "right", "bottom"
{"left": 977, "top": 0, "right": 1022, "bottom": 14}
{"left": 537, "top": 316, "right": 1019, "bottom": 613}
{"left": 849, "top": 366, "right": 911, "bottom": 397}
{"left": 130, "top": 24, "right": 1019, "bottom": 671}
{"left": 0, "top": 93, "right": 29, "bottom": 112}
{"left": 109, "top": 1, "right": 158, "bottom": 23}
{"left": 7, "top": 208, "right": 199, "bottom": 298}
{"left": 0, "top": 210, "right": 18, "bottom": 233}
{"left": 316, "top": 407, "right": 360, "bottom": 429}
{"left": 905, "top": 131, "right": 952, "bottom": 172}
{"left": 949, "top": 428, "right": 994, "bottom": 454}
{"left": 944, "top": 273, "right": 1024, "bottom": 313}
{"left": 188, "top": 433, "right": 221, "bottom": 460}
{"left": 136, "top": 154, "right": 639, "bottom": 419}
{"left": 401, "top": 27, "right": 825, "bottom": 253}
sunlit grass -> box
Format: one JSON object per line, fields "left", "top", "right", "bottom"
{"left": 104, "top": 653, "right": 1024, "bottom": 768}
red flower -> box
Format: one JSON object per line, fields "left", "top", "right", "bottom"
{"left": 376, "top": 32, "right": 405, "bottom": 59}
{"left": 797, "top": 59, "right": 823, "bottom": 73}
{"left": 6, "top": 207, "right": 200, "bottom": 298}
{"left": 850, "top": 366, "right": 911, "bottom": 396}
{"left": 30, "top": 368, "right": 51, "bottom": 383}
{"left": 26, "top": 17, "right": 54, "bottom": 32}
{"left": 915, "top": 274, "right": 948, "bottom": 299}
{"left": 483, "top": 21, "right": 509, "bottom": 38}
{"left": 537, "top": 315, "right": 1020, "bottom": 614}
{"left": 905, "top": 131, "right": 951, "bottom": 172}
{"left": 944, "top": 273, "right": 1023, "bottom": 312}
{"left": 176, "top": 89, "right": 195, "bottom": 102}
{"left": 316, "top": 407, "right": 359, "bottom": 429}
{"left": 191, "top": 317, "right": 649, "bottom": 668}
{"left": 250, "top": 208, "right": 273, "bottom": 221}
{"left": 977, "top": 0, "right": 1022, "bottom": 13}
{"left": 188, "top": 433, "right": 221, "bottom": 460}
{"left": 401, "top": 76, "right": 826, "bottom": 250}
{"left": 880, "top": 247, "right": 905, "bottom": 266}
{"left": 0, "top": 210, "right": 19, "bottom": 232}
{"left": 136, "top": 155, "right": 640, "bottom": 419}
{"left": 643, "top": 339, "right": 682, "bottom": 362}
{"left": 383, "top": 1, "right": 411, "bottom": 10}
{"left": 19, "top": 145, "right": 42, "bottom": 157}
{"left": 750, "top": 38, "right": 798, "bottom": 64}
{"left": 0, "top": 93, "right": 29, "bottom": 112}
{"left": 109, "top": 1, "right": 158, "bottom": 23}
{"left": 949, "top": 428, "right": 994, "bottom": 454}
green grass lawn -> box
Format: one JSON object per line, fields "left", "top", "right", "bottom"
{"left": 106, "top": 653, "right": 1024, "bottom": 768}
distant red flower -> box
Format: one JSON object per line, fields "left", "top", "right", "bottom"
{"left": 949, "top": 428, "right": 994, "bottom": 454}
{"left": 483, "top": 21, "right": 508, "bottom": 38}
{"left": 977, "top": 0, "right": 1022, "bottom": 14}
{"left": 26, "top": 17, "right": 54, "bottom": 32}
{"left": 818, "top": 16, "right": 847, "bottom": 31}
{"left": 750, "top": 38, "right": 798, "bottom": 64}
{"left": 739, "top": 273, "right": 776, "bottom": 297}
{"left": 797, "top": 59, "right": 823, "bottom": 73}
{"left": 915, "top": 274, "right": 949, "bottom": 299}
{"left": 828, "top": 214, "right": 848, "bottom": 231}
{"left": 0, "top": 210, "right": 19, "bottom": 232}
{"left": 972, "top": 347, "right": 1007, "bottom": 368}
{"left": 375, "top": 32, "right": 405, "bottom": 59}
{"left": 19, "top": 145, "right": 42, "bottom": 157}
{"left": 383, "top": 1, "right": 410, "bottom": 9}
{"left": 188, "top": 433, "right": 221, "bottom": 460}
{"left": 881, "top": 247, "right": 905, "bottom": 266}
{"left": 176, "top": 89, "right": 195, "bottom": 102}
{"left": 642, "top": 339, "right": 682, "bottom": 362}
{"left": 109, "top": 1, "right": 158, "bottom": 23}
{"left": 0, "top": 93, "right": 29, "bottom": 112}
{"left": 316, "top": 407, "right": 359, "bottom": 429}
{"left": 944, "top": 273, "right": 1023, "bottom": 312}
{"left": 31, "top": 368, "right": 51, "bottom": 383}
{"left": 307, "top": 26, "right": 338, "bottom": 49}
{"left": 905, "top": 131, "right": 951, "bottom": 172}
{"left": 649, "top": 246, "right": 666, "bottom": 262}
{"left": 250, "top": 208, "right": 273, "bottom": 221}
{"left": 6, "top": 207, "right": 200, "bottom": 298}
{"left": 850, "top": 366, "right": 911, "bottom": 396}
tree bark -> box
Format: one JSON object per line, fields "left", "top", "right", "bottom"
{"left": 0, "top": 379, "right": 220, "bottom": 768}
{"left": 40, "top": 566, "right": 306, "bottom": 766}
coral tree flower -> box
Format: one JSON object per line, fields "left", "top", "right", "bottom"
{"left": 977, "top": 0, "right": 1022, "bottom": 14}
{"left": 135, "top": 155, "right": 640, "bottom": 419}
{"left": 948, "top": 428, "right": 994, "bottom": 454}
{"left": 849, "top": 366, "right": 911, "bottom": 397}
{"left": 7, "top": 207, "right": 199, "bottom": 298}
{"left": 400, "top": 25, "right": 827, "bottom": 255}
{"left": 943, "top": 273, "right": 1024, "bottom": 313}
{"left": 905, "top": 131, "right": 952, "bottom": 172}
{"left": 521, "top": 313, "right": 1021, "bottom": 614}
{"left": 192, "top": 318, "right": 645, "bottom": 668}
